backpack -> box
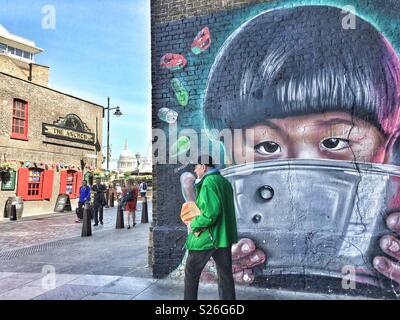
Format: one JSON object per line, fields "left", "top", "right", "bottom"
{"left": 142, "top": 182, "right": 147, "bottom": 191}
{"left": 125, "top": 190, "right": 134, "bottom": 201}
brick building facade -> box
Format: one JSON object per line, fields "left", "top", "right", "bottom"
{"left": 0, "top": 25, "right": 103, "bottom": 217}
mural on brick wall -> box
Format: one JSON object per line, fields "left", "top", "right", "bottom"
{"left": 153, "top": 1, "right": 400, "bottom": 298}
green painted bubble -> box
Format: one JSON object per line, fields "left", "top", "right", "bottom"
{"left": 171, "top": 78, "right": 189, "bottom": 107}
{"left": 170, "top": 136, "right": 191, "bottom": 158}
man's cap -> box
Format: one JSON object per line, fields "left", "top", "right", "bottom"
{"left": 196, "top": 155, "right": 215, "bottom": 167}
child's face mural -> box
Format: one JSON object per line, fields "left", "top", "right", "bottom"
{"left": 154, "top": 3, "right": 400, "bottom": 298}
{"left": 199, "top": 5, "right": 400, "bottom": 296}
{"left": 234, "top": 112, "right": 385, "bottom": 163}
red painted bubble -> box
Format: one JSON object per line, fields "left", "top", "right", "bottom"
{"left": 191, "top": 27, "right": 211, "bottom": 54}
{"left": 160, "top": 53, "right": 187, "bottom": 70}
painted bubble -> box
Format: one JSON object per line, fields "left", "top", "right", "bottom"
{"left": 171, "top": 78, "right": 189, "bottom": 107}
{"left": 158, "top": 107, "right": 178, "bottom": 124}
{"left": 191, "top": 27, "right": 211, "bottom": 55}
{"left": 170, "top": 136, "right": 191, "bottom": 158}
{"left": 160, "top": 53, "right": 187, "bottom": 71}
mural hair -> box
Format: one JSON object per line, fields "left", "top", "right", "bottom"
{"left": 203, "top": 5, "right": 400, "bottom": 137}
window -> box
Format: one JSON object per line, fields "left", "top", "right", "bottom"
{"left": 66, "top": 171, "right": 75, "bottom": 195}
{"left": 0, "top": 43, "right": 6, "bottom": 52}
{"left": 60, "top": 170, "right": 83, "bottom": 199}
{"left": 23, "top": 51, "right": 30, "bottom": 59}
{"left": 16, "top": 168, "right": 54, "bottom": 201}
{"left": 11, "top": 99, "right": 28, "bottom": 140}
{"left": 7, "top": 46, "right": 15, "bottom": 54}
{"left": 27, "top": 169, "right": 42, "bottom": 200}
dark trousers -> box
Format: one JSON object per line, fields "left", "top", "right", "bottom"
{"left": 93, "top": 202, "right": 103, "bottom": 224}
{"left": 184, "top": 246, "right": 235, "bottom": 300}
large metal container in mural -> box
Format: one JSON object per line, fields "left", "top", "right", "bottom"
{"left": 152, "top": 0, "right": 400, "bottom": 298}
{"left": 222, "top": 160, "right": 400, "bottom": 296}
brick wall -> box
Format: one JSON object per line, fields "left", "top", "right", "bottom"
{"left": 0, "top": 55, "right": 29, "bottom": 81}
{"left": 29, "top": 64, "right": 49, "bottom": 87}
{"left": 151, "top": 0, "right": 270, "bottom": 24}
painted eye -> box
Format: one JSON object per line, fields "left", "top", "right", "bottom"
{"left": 255, "top": 141, "right": 281, "bottom": 155}
{"left": 320, "top": 138, "right": 350, "bottom": 151}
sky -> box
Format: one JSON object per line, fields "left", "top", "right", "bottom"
{"left": 0, "top": 0, "right": 151, "bottom": 169}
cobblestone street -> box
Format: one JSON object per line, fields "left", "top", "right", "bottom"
{"left": 0, "top": 201, "right": 151, "bottom": 253}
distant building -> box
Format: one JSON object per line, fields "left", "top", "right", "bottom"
{"left": 117, "top": 142, "right": 136, "bottom": 173}
{"left": 116, "top": 142, "right": 152, "bottom": 175}
{"left": 138, "top": 157, "right": 152, "bottom": 174}
{"left": 0, "top": 24, "right": 48, "bottom": 86}
{"left": 0, "top": 25, "right": 103, "bottom": 217}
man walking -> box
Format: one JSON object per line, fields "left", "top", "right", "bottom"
{"left": 184, "top": 156, "right": 238, "bottom": 300}
{"left": 139, "top": 180, "right": 147, "bottom": 198}
{"left": 75, "top": 180, "right": 91, "bottom": 223}
{"left": 92, "top": 177, "right": 106, "bottom": 226}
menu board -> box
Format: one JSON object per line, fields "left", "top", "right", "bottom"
{"left": 54, "top": 194, "right": 72, "bottom": 212}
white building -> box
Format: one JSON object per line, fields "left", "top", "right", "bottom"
{"left": 138, "top": 157, "right": 152, "bottom": 174}
{"left": 0, "top": 25, "right": 46, "bottom": 85}
{"left": 117, "top": 142, "right": 137, "bottom": 173}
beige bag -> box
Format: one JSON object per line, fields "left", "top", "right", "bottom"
{"left": 180, "top": 201, "right": 205, "bottom": 236}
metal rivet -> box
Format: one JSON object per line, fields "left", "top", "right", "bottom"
{"left": 259, "top": 185, "right": 274, "bottom": 201}
{"left": 252, "top": 214, "right": 262, "bottom": 224}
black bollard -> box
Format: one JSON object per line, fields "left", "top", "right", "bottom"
{"left": 116, "top": 201, "right": 124, "bottom": 229}
{"left": 10, "top": 204, "right": 17, "bottom": 221}
{"left": 81, "top": 202, "right": 92, "bottom": 237}
{"left": 105, "top": 189, "right": 110, "bottom": 208}
{"left": 141, "top": 196, "right": 149, "bottom": 223}
{"left": 110, "top": 193, "right": 115, "bottom": 207}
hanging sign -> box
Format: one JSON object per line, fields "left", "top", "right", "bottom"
{"left": 1, "top": 170, "right": 16, "bottom": 191}
{"left": 42, "top": 114, "right": 95, "bottom": 145}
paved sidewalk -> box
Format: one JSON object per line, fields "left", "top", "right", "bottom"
{"left": 0, "top": 201, "right": 374, "bottom": 300}
{"left": 0, "top": 271, "right": 369, "bottom": 300}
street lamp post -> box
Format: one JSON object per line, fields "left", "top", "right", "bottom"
{"left": 135, "top": 153, "right": 141, "bottom": 177}
{"left": 103, "top": 97, "right": 123, "bottom": 172}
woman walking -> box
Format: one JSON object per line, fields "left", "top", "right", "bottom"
{"left": 124, "top": 181, "right": 139, "bottom": 229}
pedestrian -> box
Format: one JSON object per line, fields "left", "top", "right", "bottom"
{"left": 115, "top": 183, "right": 122, "bottom": 198}
{"left": 92, "top": 177, "right": 106, "bottom": 226}
{"left": 118, "top": 182, "right": 126, "bottom": 202}
{"left": 139, "top": 180, "right": 148, "bottom": 198}
{"left": 105, "top": 184, "right": 113, "bottom": 208}
{"left": 75, "top": 180, "right": 91, "bottom": 223}
{"left": 184, "top": 155, "right": 238, "bottom": 300}
{"left": 122, "top": 181, "right": 139, "bottom": 229}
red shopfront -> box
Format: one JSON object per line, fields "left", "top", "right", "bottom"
{"left": 16, "top": 168, "right": 83, "bottom": 201}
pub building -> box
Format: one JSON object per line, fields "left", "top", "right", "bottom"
{"left": 0, "top": 25, "right": 104, "bottom": 217}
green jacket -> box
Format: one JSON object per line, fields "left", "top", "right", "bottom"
{"left": 185, "top": 170, "right": 238, "bottom": 250}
